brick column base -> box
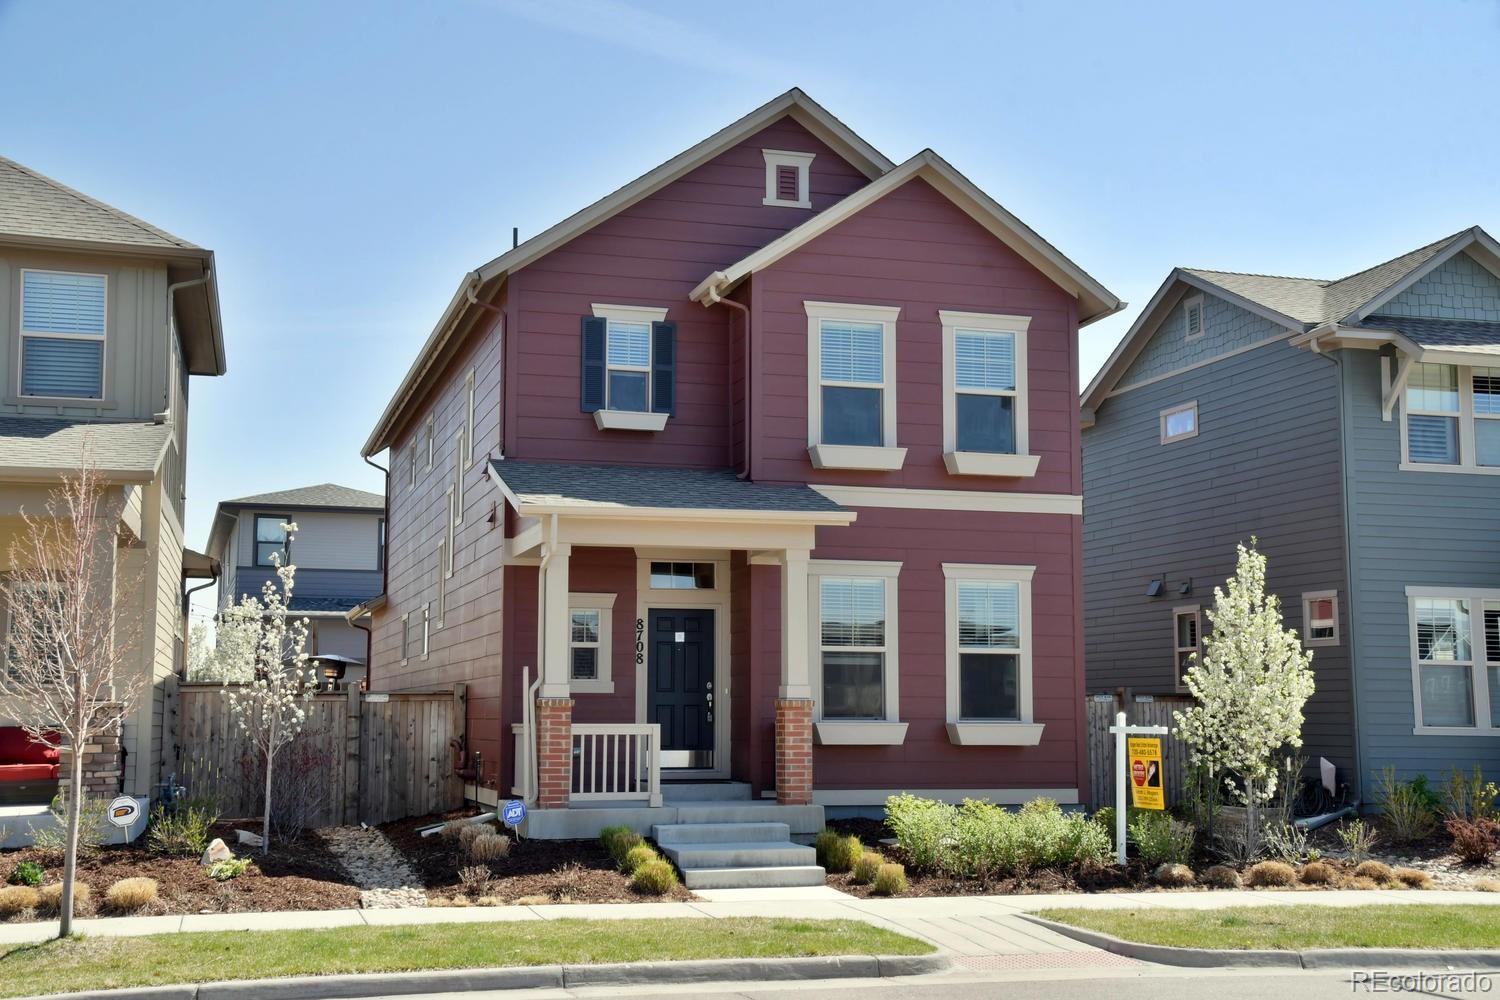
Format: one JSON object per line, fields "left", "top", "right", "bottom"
{"left": 57, "top": 705, "right": 124, "bottom": 802}
{"left": 535, "top": 697, "right": 574, "bottom": 809}
{"left": 774, "top": 698, "right": 813, "bottom": 805}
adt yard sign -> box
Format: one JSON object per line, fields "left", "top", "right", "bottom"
{"left": 1127, "top": 737, "right": 1165, "bottom": 811}
{"left": 501, "top": 799, "right": 527, "bottom": 829}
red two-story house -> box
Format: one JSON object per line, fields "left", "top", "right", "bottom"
{"left": 359, "top": 90, "right": 1119, "bottom": 882}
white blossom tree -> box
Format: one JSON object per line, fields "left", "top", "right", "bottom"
{"left": 186, "top": 599, "right": 262, "bottom": 683}
{"left": 223, "top": 523, "right": 316, "bottom": 854}
{"left": 0, "top": 446, "right": 143, "bottom": 937}
{"left": 1173, "top": 539, "right": 1316, "bottom": 856}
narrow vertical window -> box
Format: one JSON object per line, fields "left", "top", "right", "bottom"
{"left": 465, "top": 369, "right": 477, "bottom": 465}
{"left": 953, "top": 329, "right": 1017, "bottom": 453}
{"left": 1406, "top": 363, "right": 1460, "bottom": 464}
{"left": 453, "top": 427, "right": 466, "bottom": 526}
{"left": 1473, "top": 367, "right": 1500, "bottom": 467}
{"left": 19, "top": 270, "right": 106, "bottom": 399}
{"left": 425, "top": 416, "right": 435, "bottom": 469}
{"left": 445, "top": 488, "right": 456, "bottom": 578}
{"left": 1174, "top": 607, "right": 1201, "bottom": 690}
{"left": 436, "top": 541, "right": 447, "bottom": 627}
{"left": 376, "top": 519, "right": 386, "bottom": 572}
{"left": 408, "top": 440, "right": 416, "bottom": 489}
{"left": 570, "top": 608, "right": 601, "bottom": 681}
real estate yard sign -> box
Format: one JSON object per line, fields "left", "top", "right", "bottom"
{"left": 1128, "top": 737, "right": 1164, "bottom": 810}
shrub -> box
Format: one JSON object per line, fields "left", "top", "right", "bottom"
{"left": 600, "top": 825, "right": 643, "bottom": 866}
{"left": 1353, "top": 860, "right": 1393, "bottom": 883}
{"left": 851, "top": 851, "right": 884, "bottom": 885}
{"left": 872, "top": 862, "right": 908, "bottom": 896}
{"left": 0, "top": 885, "right": 39, "bottom": 915}
{"left": 1374, "top": 768, "right": 1438, "bottom": 844}
{"left": 1445, "top": 817, "right": 1500, "bottom": 864}
{"left": 439, "top": 819, "right": 469, "bottom": 841}
{"left": 458, "top": 864, "right": 491, "bottom": 897}
{"left": 1245, "top": 860, "right": 1297, "bottom": 887}
{"left": 885, "top": 793, "right": 955, "bottom": 871}
{"left": 630, "top": 859, "right": 678, "bottom": 895}
{"left": 7, "top": 861, "right": 44, "bottom": 887}
{"left": 146, "top": 797, "right": 219, "bottom": 857}
{"left": 1393, "top": 867, "right": 1432, "bottom": 889}
{"left": 37, "top": 882, "right": 90, "bottom": 912}
{"left": 1476, "top": 879, "right": 1500, "bottom": 893}
{"left": 1019, "top": 797, "right": 1061, "bottom": 817}
{"left": 1348, "top": 876, "right": 1380, "bottom": 891}
{"left": 104, "top": 877, "right": 158, "bottom": 912}
{"left": 1262, "top": 822, "right": 1312, "bottom": 863}
{"left": 208, "top": 858, "right": 250, "bottom": 882}
{"left": 1439, "top": 766, "right": 1499, "bottom": 821}
{"left": 1153, "top": 863, "right": 1195, "bottom": 888}
{"left": 814, "top": 830, "right": 863, "bottom": 873}
{"left": 1129, "top": 812, "right": 1196, "bottom": 866}
{"left": 1092, "top": 807, "right": 1116, "bottom": 844}
{"left": 1299, "top": 861, "right": 1335, "bottom": 885}
{"left": 622, "top": 844, "right": 659, "bottom": 875}
{"left": 30, "top": 793, "right": 107, "bottom": 860}
{"left": 467, "top": 833, "right": 512, "bottom": 864}
{"left": 1201, "top": 864, "right": 1242, "bottom": 889}
{"left": 458, "top": 824, "right": 491, "bottom": 850}
{"left": 1336, "top": 818, "right": 1378, "bottom": 862}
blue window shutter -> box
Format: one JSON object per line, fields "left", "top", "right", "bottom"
{"left": 22, "top": 338, "right": 104, "bottom": 398}
{"left": 580, "top": 316, "right": 606, "bottom": 412}
{"left": 651, "top": 321, "right": 676, "bottom": 415}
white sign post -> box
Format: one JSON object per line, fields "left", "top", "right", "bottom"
{"left": 1108, "top": 710, "right": 1169, "bottom": 866}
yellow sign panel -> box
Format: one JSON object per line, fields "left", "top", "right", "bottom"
{"left": 1127, "top": 737, "right": 1164, "bottom": 810}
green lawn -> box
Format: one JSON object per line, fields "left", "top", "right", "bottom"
{"left": 0, "top": 918, "right": 930, "bottom": 997}
{"left": 1039, "top": 905, "right": 1500, "bottom": 951}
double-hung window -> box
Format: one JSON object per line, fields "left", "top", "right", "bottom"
{"left": 582, "top": 304, "right": 673, "bottom": 431}
{"left": 941, "top": 311, "right": 1035, "bottom": 475}
{"left": 806, "top": 302, "right": 903, "bottom": 470}
{"left": 19, "top": 270, "right": 107, "bottom": 400}
{"left": 808, "top": 561, "right": 904, "bottom": 744}
{"left": 943, "top": 564, "right": 1041, "bottom": 745}
{"left": 605, "top": 320, "right": 651, "bottom": 412}
{"left": 254, "top": 516, "right": 289, "bottom": 567}
{"left": 567, "top": 593, "right": 614, "bottom": 693}
{"left": 1408, "top": 588, "right": 1499, "bottom": 733}
{"left": 1302, "top": 591, "right": 1339, "bottom": 647}
{"left": 1405, "top": 363, "right": 1461, "bottom": 465}
{"left": 1173, "top": 606, "right": 1202, "bottom": 690}
{"left": 1474, "top": 367, "right": 1500, "bottom": 467}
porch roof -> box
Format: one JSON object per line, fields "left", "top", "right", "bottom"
{"left": 1366, "top": 315, "right": 1500, "bottom": 357}
{"left": 490, "top": 459, "right": 852, "bottom": 523}
{"left": 0, "top": 416, "right": 172, "bottom": 483}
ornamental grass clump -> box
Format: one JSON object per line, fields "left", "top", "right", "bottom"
{"left": 1244, "top": 860, "right": 1297, "bottom": 888}
{"left": 37, "top": 882, "right": 89, "bottom": 913}
{"left": 852, "top": 851, "right": 884, "bottom": 885}
{"left": 872, "top": 862, "right": 908, "bottom": 896}
{"left": 1393, "top": 867, "right": 1432, "bottom": 889}
{"left": 104, "top": 877, "right": 158, "bottom": 913}
{"left": 623, "top": 844, "right": 659, "bottom": 875}
{"left": 0, "top": 885, "right": 39, "bottom": 916}
{"left": 630, "top": 859, "right": 678, "bottom": 895}
{"left": 1374, "top": 767, "right": 1438, "bottom": 845}
{"left": 467, "top": 833, "right": 512, "bottom": 864}
{"left": 1299, "top": 861, "right": 1335, "bottom": 885}
{"left": 1353, "top": 860, "right": 1393, "bottom": 884}
{"left": 1152, "top": 863, "right": 1195, "bottom": 888}
{"left": 814, "top": 830, "right": 863, "bottom": 873}
{"left": 600, "top": 825, "right": 644, "bottom": 866}
{"left": 1201, "top": 864, "right": 1242, "bottom": 889}
{"left": 458, "top": 824, "right": 490, "bottom": 851}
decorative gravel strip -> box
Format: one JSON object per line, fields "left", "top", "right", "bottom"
{"left": 320, "top": 827, "right": 429, "bottom": 908}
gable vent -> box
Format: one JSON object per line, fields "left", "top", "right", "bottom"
{"left": 776, "top": 165, "right": 799, "bottom": 202}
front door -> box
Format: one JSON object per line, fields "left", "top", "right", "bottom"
{"left": 648, "top": 608, "right": 715, "bottom": 769}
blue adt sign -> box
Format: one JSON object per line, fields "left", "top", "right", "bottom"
{"left": 501, "top": 799, "right": 527, "bottom": 829}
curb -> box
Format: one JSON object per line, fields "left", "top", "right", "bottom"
{"left": 21, "top": 952, "right": 952, "bottom": 1000}
{"left": 1021, "top": 914, "right": 1500, "bottom": 970}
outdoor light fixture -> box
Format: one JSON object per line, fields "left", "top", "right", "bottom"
{"left": 1144, "top": 577, "right": 1164, "bottom": 598}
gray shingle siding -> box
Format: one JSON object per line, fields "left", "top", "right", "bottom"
{"left": 1117, "top": 290, "right": 1289, "bottom": 389}
{"left": 1377, "top": 252, "right": 1500, "bottom": 322}
{"left": 1340, "top": 350, "right": 1500, "bottom": 784}
{"left": 1084, "top": 296, "right": 1357, "bottom": 781}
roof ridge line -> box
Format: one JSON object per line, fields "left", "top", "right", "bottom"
{"left": 1185, "top": 266, "right": 1331, "bottom": 284}
{"left": 1324, "top": 227, "right": 1471, "bottom": 288}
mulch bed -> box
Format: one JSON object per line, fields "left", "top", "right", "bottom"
{"left": 382, "top": 811, "right": 693, "bottom": 904}
{"left": 0, "top": 822, "right": 359, "bottom": 920}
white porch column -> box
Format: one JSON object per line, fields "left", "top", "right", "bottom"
{"left": 539, "top": 541, "right": 573, "bottom": 699}
{"left": 779, "top": 548, "right": 812, "bottom": 700}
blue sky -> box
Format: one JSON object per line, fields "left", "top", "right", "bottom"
{"left": 2, "top": 0, "right": 1498, "bottom": 620}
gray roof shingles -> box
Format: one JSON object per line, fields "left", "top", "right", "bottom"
{"left": 490, "top": 460, "right": 847, "bottom": 514}
{"left": 0, "top": 156, "right": 197, "bottom": 250}
{"left": 1366, "top": 315, "right": 1500, "bottom": 355}
{"left": 0, "top": 417, "right": 171, "bottom": 476}
{"left": 225, "top": 483, "right": 385, "bottom": 509}
{"left": 290, "top": 596, "right": 371, "bottom": 615}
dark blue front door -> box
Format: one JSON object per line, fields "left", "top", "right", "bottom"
{"left": 648, "top": 608, "right": 714, "bottom": 767}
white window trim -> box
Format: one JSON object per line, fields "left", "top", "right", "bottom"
{"left": 591, "top": 302, "right": 669, "bottom": 429}
{"left": 453, "top": 427, "right": 466, "bottom": 526}
{"left": 568, "top": 592, "right": 616, "bottom": 694}
{"left": 1183, "top": 294, "right": 1205, "bottom": 343}
{"left": 805, "top": 301, "right": 906, "bottom": 470}
{"left": 942, "top": 563, "right": 1042, "bottom": 746}
{"left": 464, "top": 369, "right": 477, "bottom": 467}
{"left": 1160, "top": 401, "right": 1199, "bottom": 444}
{"left": 445, "top": 487, "right": 456, "bottom": 580}
{"left": 421, "top": 603, "right": 430, "bottom": 660}
{"left": 436, "top": 541, "right": 448, "bottom": 628}
{"left": 400, "top": 612, "right": 410, "bottom": 666}
{"left": 1302, "top": 590, "right": 1340, "bottom": 647}
{"left": 1173, "top": 604, "right": 1202, "bottom": 694}
{"left": 407, "top": 440, "right": 417, "bottom": 490}
{"left": 424, "top": 415, "right": 435, "bottom": 470}
{"left": 1404, "top": 585, "right": 1498, "bottom": 736}
{"left": 807, "top": 560, "right": 906, "bottom": 745}
{"left": 1398, "top": 363, "right": 1500, "bottom": 474}
{"left": 18, "top": 268, "right": 108, "bottom": 403}
{"left": 939, "top": 309, "right": 1038, "bottom": 478}
{"left": 761, "top": 149, "right": 814, "bottom": 209}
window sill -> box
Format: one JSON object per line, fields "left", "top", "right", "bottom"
{"left": 814, "top": 721, "right": 908, "bottom": 746}
{"left": 762, "top": 196, "right": 812, "bottom": 209}
{"left": 942, "top": 452, "right": 1041, "bottom": 477}
{"left": 808, "top": 444, "right": 907, "bottom": 471}
{"left": 570, "top": 679, "right": 615, "bottom": 694}
{"left": 10, "top": 394, "right": 118, "bottom": 410}
{"left": 594, "top": 410, "right": 669, "bottom": 432}
{"left": 945, "top": 722, "right": 1044, "bottom": 746}
{"left": 1413, "top": 725, "right": 1497, "bottom": 737}
{"left": 1399, "top": 462, "right": 1500, "bottom": 476}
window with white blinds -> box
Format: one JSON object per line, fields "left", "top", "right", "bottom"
{"left": 818, "top": 576, "right": 888, "bottom": 720}
{"left": 19, "top": 270, "right": 106, "bottom": 399}
{"left": 1406, "top": 590, "right": 1500, "bottom": 732}
{"left": 956, "top": 579, "right": 1022, "bottom": 721}
{"left": 953, "top": 330, "right": 1017, "bottom": 454}
{"left": 1406, "top": 363, "right": 1460, "bottom": 464}
{"left": 605, "top": 320, "right": 651, "bottom": 412}
{"left": 1174, "top": 606, "right": 1202, "bottom": 690}
{"left": 808, "top": 304, "right": 898, "bottom": 450}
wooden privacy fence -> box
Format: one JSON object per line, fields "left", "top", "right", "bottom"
{"left": 173, "top": 682, "right": 465, "bottom": 828}
{"left": 1086, "top": 694, "right": 1193, "bottom": 810}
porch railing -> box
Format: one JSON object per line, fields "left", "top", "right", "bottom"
{"left": 571, "top": 724, "right": 663, "bottom": 806}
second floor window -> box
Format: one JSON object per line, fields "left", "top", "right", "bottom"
{"left": 953, "top": 329, "right": 1017, "bottom": 453}
{"left": 580, "top": 305, "right": 674, "bottom": 425}
{"left": 818, "top": 319, "right": 885, "bottom": 445}
{"left": 1174, "top": 606, "right": 1202, "bottom": 690}
{"left": 20, "top": 270, "right": 106, "bottom": 400}
{"left": 1403, "top": 362, "right": 1500, "bottom": 470}
{"left": 606, "top": 320, "right": 651, "bottom": 411}
{"left": 254, "top": 516, "right": 288, "bottom": 567}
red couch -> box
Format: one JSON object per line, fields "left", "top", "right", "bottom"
{"left": 0, "top": 727, "right": 60, "bottom": 804}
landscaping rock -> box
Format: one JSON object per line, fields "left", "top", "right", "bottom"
{"left": 200, "top": 839, "right": 232, "bottom": 865}
{"left": 321, "top": 825, "right": 429, "bottom": 909}
{"left": 235, "top": 829, "right": 264, "bottom": 848}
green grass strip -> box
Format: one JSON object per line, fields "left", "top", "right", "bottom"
{"left": 1039, "top": 904, "right": 1500, "bottom": 951}
{"left": 0, "top": 917, "right": 931, "bottom": 997}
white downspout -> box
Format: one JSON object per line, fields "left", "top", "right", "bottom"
{"left": 160, "top": 267, "right": 211, "bottom": 422}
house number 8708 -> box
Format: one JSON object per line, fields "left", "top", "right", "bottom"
{"left": 635, "top": 618, "right": 645, "bottom": 665}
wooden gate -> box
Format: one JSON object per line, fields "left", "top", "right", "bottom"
{"left": 173, "top": 683, "right": 465, "bottom": 827}
{"left": 1086, "top": 693, "right": 1193, "bottom": 810}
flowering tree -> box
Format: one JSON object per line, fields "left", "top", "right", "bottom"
{"left": 186, "top": 598, "right": 263, "bottom": 683}
{"left": 0, "top": 446, "right": 143, "bottom": 937}
{"left": 223, "top": 523, "right": 316, "bottom": 854}
{"left": 1173, "top": 539, "right": 1316, "bottom": 856}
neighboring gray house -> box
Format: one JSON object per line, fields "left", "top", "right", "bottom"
{"left": 206, "top": 483, "right": 384, "bottom": 689}
{"left": 1082, "top": 226, "right": 1500, "bottom": 796}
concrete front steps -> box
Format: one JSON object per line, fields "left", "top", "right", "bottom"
{"left": 654, "top": 819, "right": 825, "bottom": 890}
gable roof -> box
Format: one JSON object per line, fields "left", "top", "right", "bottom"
{"left": 1082, "top": 226, "right": 1500, "bottom": 412}
{"left": 362, "top": 88, "right": 893, "bottom": 456}
{"left": 689, "top": 149, "right": 1122, "bottom": 326}
{"left": 0, "top": 155, "right": 227, "bottom": 377}
{"left": 223, "top": 483, "right": 385, "bottom": 510}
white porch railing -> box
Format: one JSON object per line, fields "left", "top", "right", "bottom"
{"left": 571, "top": 724, "right": 663, "bottom": 807}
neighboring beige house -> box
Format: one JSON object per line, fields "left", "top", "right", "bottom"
{"left": 206, "top": 484, "right": 384, "bottom": 689}
{"left": 0, "top": 155, "right": 225, "bottom": 825}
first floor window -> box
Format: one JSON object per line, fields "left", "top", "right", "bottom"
{"left": 1160, "top": 401, "right": 1199, "bottom": 444}
{"left": 567, "top": 594, "right": 615, "bottom": 692}
{"left": 1303, "top": 591, "right": 1338, "bottom": 646}
{"left": 649, "top": 561, "right": 715, "bottom": 590}
{"left": 956, "top": 580, "right": 1022, "bottom": 720}
{"left": 254, "top": 515, "right": 288, "bottom": 567}
{"left": 1174, "top": 606, "right": 1202, "bottom": 689}
{"left": 1415, "top": 596, "right": 1473, "bottom": 727}
{"left": 817, "top": 576, "right": 889, "bottom": 720}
